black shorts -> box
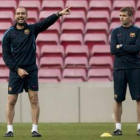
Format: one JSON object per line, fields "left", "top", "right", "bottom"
{"left": 113, "top": 69, "right": 140, "bottom": 102}
{"left": 8, "top": 67, "right": 39, "bottom": 94}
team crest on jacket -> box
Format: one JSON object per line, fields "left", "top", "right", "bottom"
{"left": 130, "top": 33, "right": 135, "bottom": 37}
{"left": 24, "top": 29, "right": 30, "bottom": 34}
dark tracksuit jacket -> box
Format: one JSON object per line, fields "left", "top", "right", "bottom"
{"left": 2, "top": 14, "right": 59, "bottom": 72}
{"left": 110, "top": 25, "right": 140, "bottom": 70}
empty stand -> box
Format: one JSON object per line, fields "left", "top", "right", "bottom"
{"left": 42, "top": 0, "right": 64, "bottom": 11}
{"left": 18, "top": 1, "right": 41, "bottom": 14}
{"left": 65, "top": 45, "right": 89, "bottom": 58}
{"left": 27, "top": 11, "right": 38, "bottom": 24}
{"left": 36, "top": 33, "right": 59, "bottom": 48}
{"left": 89, "top": 0, "right": 112, "bottom": 13}
{"left": 84, "top": 33, "right": 108, "bottom": 50}
{"left": 40, "top": 57, "right": 63, "bottom": 69}
{"left": 63, "top": 11, "right": 86, "bottom": 23}
{"left": 85, "top": 22, "right": 109, "bottom": 35}
{"left": 135, "top": 11, "right": 140, "bottom": 22}
{"left": 0, "top": 11, "right": 14, "bottom": 24}
{"left": 109, "top": 22, "right": 121, "bottom": 33}
{"left": 60, "top": 33, "right": 83, "bottom": 48}
{"left": 38, "top": 68, "right": 61, "bottom": 82}
{"left": 88, "top": 68, "right": 112, "bottom": 82}
{"left": 0, "top": 22, "right": 12, "bottom": 34}
{"left": 65, "top": 0, "right": 88, "bottom": 14}
{"left": 40, "top": 45, "right": 64, "bottom": 57}
{"left": 0, "top": 69, "right": 9, "bottom": 82}
{"left": 62, "top": 68, "right": 86, "bottom": 82}
{"left": 61, "top": 22, "right": 84, "bottom": 34}
{"left": 87, "top": 11, "right": 110, "bottom": 23}
{"left": 89, "top": 56, "right": 113, "bottom": 70}
{"left": 110, "top": 10, "right": 120, "bottom": 22}
{"left": 113, "top": 0, "right": 135, "bottom": 10}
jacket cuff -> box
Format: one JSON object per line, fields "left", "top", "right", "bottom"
{"left": 14, "top": 65, "right": 19, "bottom": 72}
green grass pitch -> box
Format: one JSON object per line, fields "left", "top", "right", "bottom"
{"left": 0, "top": 123, "right": 140, "bottom": 140}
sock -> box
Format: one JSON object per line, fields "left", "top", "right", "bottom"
{"left": 31, "top": 124, "right": 38, "bottom": 132}
{"left": 116, "top": 123, "right": 121, "bottom": 130}
{"left": 7, "top": 125, "right": 13, "bottom": 132}
{"left": 137, "top": 124, "right": 140, "bottom": 130}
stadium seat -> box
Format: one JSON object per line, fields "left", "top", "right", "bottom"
{"left": 135, "top": 11, "right": 140, "bottom": 22}
{"left": 65, "top": 45, "right": 89, "bottom": 58}
{"left": 110, "top": 10, "right": 120, "bottom": 22}
{"left": 0, "top": 33, "right": 4, "bottom": 45}
{"left": 36, "top": 33, "right": 59, "bottom": 48}
{"left": 88, "top": 68, "right": 112, "bottom": 82}
{"left": 27, "top": 11, "right": 38, "bottom": 24}
{"left": 0, "top": 22, "right": 12, "bottom": 34}
{"left": 135, "top": 22, "right": 140, "bottom": 27}
{"left": 113, "top": 0, "right": 135, "bottom": 10}
{"left": 38, "top": 68, "right": 61, "bottom": 82}
{"left": 0, "top": 69, "right": 9, "bottom": 82}
{"left": 40, "top": 45, "right": 64, "bottom": 57}
{"left": 62, "top": 68, "right": 87, "bottom": 82}
{"left": 65, "top": 0, "right": 88, "bottom": 14}
{"left": 109, "top": 22, "right": 121, "bottom": 33}
{"left": 0, "top": 45, "right": 2, "bottom": 57}
{"left": 0, "top": 11, "right": 14, "bottom": 24}
{"left": 61, "top": 22, "right": 84, "bottom": 34}
{"left": 89, "top": 0, "right": 112, "bottom": 13}
{"left": 42, "top": 0, "right": 64, "bottom": 11}
{"left": 64, "top": 57, "right": 88, "bottom": 69}
{"left": 85, "top": 22, "right": 109, "bottom": 35}
{"left": 39, "top": 10, "right": 61, "bottom": 24}
{"left": 87, "top": 11, "right": 110, "bottom": 23}
{"left": 60, "top": 33, "right": 83, "bottom": 48}
{"left": 18, "top": 1, "right": 41, "bottom": 14}
{"left": 91, "top": 45, "right": 111, "bottom": 57}
{"left": 40, "top": 57, "right": 63, "bottom": 69}
{"left": 0, "top": 0, "right": 17, "bottom": 14}
{"left": 42, "top": 22, "right": 60, "bottom": 35}
{"left": 0, "top": 57, "right": 7, "bottom": 69}
{"left": 84, "top": 33, "right": 108, "bottom": 51}
{"left": 62, "top": 11, "right": 86, "bottom": 24}
{"left": 89, "top": 56, "right": 113, "bottom": 70}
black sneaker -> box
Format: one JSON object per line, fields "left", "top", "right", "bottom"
{"left": 32, "top": 131, "right": 41, "bottom": 137}
{"left": 137, "top": 129, "right": 140, "bottom": 135}
{"left": 4, "top": 131, "right": 13, "bottom": 137}
{"left": 112, "top": 129, "right": 122, "bottom": 136}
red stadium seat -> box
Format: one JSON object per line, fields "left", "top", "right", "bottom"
{"left": 18, "top": 1, "right": 41, "bottom": 14}
{"left": 65, "top": 0, "right": 88, "bottom": 14}
{"left": 110, "top": 10, "right": 120, "bottom": 22}
{"left": 0, "top": 57, "right": 8, "bottom": 69}
{"left": 109, "top": 22, "right": 121, "bottom": 33}
{"left": 42, "top": 0, "right": 64, "bottom": 11}
{"left": 63, "top": 11, "right": 86, "bottom": 24}
{"left": 85, "top": 22, "right": 109, "bottom": 35}
{"left": 42, "top": 22, "right": 60, "bottom": 35}
{"left": 89, "top": 0, "right": 112, "bottom": 13}
{"left": 61, "top": 22, "right": 84, "bottom": 34}
{"left": 135, "top": 11, "right": 140, "bottom": 22}
{"left": 65, "top": 45, "right": 89, "bottom": 58}
{"left": 0, "top": 0, "right": 17, "bottom": 13}
{"left": 113, "top": 0, "right": 135, "bottom": 10}
{"left": 0, "top": 22, "right": 12, "bottom": 34}
{"left": 62, "top": 68, "right": 87, "bottom": 82}
{"left": 91, "top": 45, "right": 111, "bottom": 57}
{"left": 40, "top": 45, "right": 64, "bottom": 57}
{"left": 60, "top": 33, "right": 83, "bottom": 48}
{"left": 36, "top": 33, "right": 59, "bottom": 48}
{"left": 0, "top": 69, "right": 9, "bottom": 82}
{"left": 88, "top": 68, "right": 112, "bottom": 81}
{"left": 39, "top": 10, "right": 61, "bottom": 24}
{"left": 38, "top": 68, "right": 61, "bottom": 82}
{"left": 40, "top": 57, "right": 63, "bottom": 69}
{"left": 89, "top": 56, "right": 113, "bottom": 70}
{"left": 0, "top": 11, "right": 14, "bottom": 24}
{"left": 87, "top": 11, "right": 110, "bottom": 23}
{"left": 64, "top": 57, "right": 88, "bottom": 69}
{"left": 27, "top": 11, "right": 38, "bottom": 24}
{"left": 84, "top": 33, "right": 108, "bottom": 50}
{"left": 0, "top": 45, "right": 2, "bottom": 57}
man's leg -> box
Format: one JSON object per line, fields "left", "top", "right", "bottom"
{"left": 4, "top": 94, "right": 18, "bottom": 137}
{"left": 28, "top": 89, "right": 41, "bottom": 137}
{"left": 114, "top": 101, "right": 122, "bottom": 123}
{"left": 137, "top": 100, "right": 140, "bottom": 134}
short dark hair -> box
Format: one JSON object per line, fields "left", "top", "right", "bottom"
{"left": 120, "top": 7, "right": 134, "bottom": 16}
{"left": 15, "top": 7, "right": 28, "bottom": 15}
